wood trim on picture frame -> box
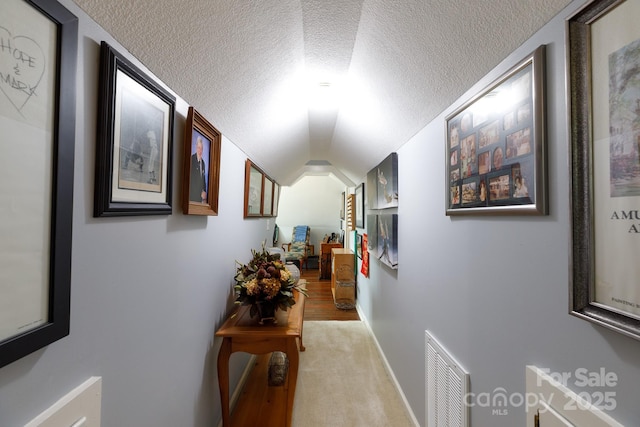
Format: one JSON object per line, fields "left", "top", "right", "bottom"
{"left": 244, "top": 159, "right": 264, "bottom": 217}
{"left": 272, "top": 182, "right": 280, "bottom": 217}
{"left": 445, "top": 45, "right": 547, "bottom": 215}
{"left": 263, "top": 176, "right": 274, "bottom": 216}
{"left": 0, "top": 0, "right": 77, "bottom": 368}
{"left": 568, "top": 0, "right": 640, "bottom": 341}
{"left": 243, "top": 159, "right": 279, "bottom": 218}
{"left": 94, "top": 41, "right": 176, "bottom": 217}
{"left": 182, "top": 107, "right": 221, "bottom": 216}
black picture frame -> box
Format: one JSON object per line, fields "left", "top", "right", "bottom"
{"left": 0, "top": 0, "right": 77, "bottom": 368}
{"left": 94, "top": 41, "right": 176, "bottom": 217}
{"left": 355, "top": 183, "right": 365, "bottom": 228}
{"left": 568, "top": 0, "right": 640, "bottom": 341}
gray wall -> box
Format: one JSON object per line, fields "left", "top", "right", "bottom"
{"left": 0, "top": 1, "right": 273, "bottom": 425}
{"left": 355, "top": 1, "right": 640, "bottom": 426}
{"left": 2, "top": 1, "right": 640, "bottom": 427}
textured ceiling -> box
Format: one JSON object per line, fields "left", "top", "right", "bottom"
{"left": 72, "top": 0, "right": 573, "bottom": 186}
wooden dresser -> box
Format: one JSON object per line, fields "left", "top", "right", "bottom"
{"left": 331, "top": 247, "right": 355, "bottom": 308}
{"left": 319, "top": 242, "right": 342, "bottom": 279}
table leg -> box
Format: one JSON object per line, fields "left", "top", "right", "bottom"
{"left": 217, "top": 338, "right": 232, "bottom": 427}
{"left": 298, "top": 324, "right": 305, "bottom": 352}
{"left": 285, "top": 338, "right": 299, "bottom": 427}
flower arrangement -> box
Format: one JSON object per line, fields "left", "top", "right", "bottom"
{"left": 234, "top": 246, "right": 307, "bottom": 319}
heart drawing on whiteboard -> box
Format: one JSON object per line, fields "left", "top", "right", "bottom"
{"left": 0, "top": 25, "right": 46, "bottom": 115}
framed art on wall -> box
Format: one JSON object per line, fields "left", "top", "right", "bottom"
{"left": 376, "top": 214, "right": 398, "bottom": 269}
{"left": 182, "top": 107, "right": 221, "bottom": 216}
{"left": 244, "top": 160, "right": 264, "bottom": 217}
{"left": 367, "top": 153, "right": 398, "bottom": 209}
{"left": 355, "top": 183, "right": 365, "bottom": 228}
{"left": 94, "top": 41, "right": 176, "bottom": 217}
{"left": 243, "top": 159, "right": 279, "bottom": 218}
{"left": 0, "top": 0, "right": 77, "bottom": 368}
{"left": 445, "top": 45, "right": 547, "bottom": 215}
{"left": 263, "top": 177, "right": 273, "bottom": 216}
{"left": 569, "top": 0, "right": 640, "bottom": 341}
{"left": 272, "top": 182, "right": 280, "bottom": 217}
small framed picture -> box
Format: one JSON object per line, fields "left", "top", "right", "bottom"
{"left": 94, "top": 41, "right": 175, "bottom": 216}
{"left": 355, "top": 183, "right": 365, "bottom": 228}
{"left": 182, "top": 107, "right": 221, "bottom": 216}
{"left": 263, "top": 177, "right": 274, "bottom": 216}
{"left": 244, "top": 160, "right": 264, "bottom": 217}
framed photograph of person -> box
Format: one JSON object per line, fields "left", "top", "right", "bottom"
{"left": 0, "top": 0, "right": 77, "bottom": 368}
{"left": 568, "top": 0, "right": 640, "bottom": 341}
{"left": 182, "top": 107, "right": 221, "bottom": 215}
{"left": 445, "top": 45, "right": 547, "bottom": 215}
{"left": 94, "top": 41, "right": 175, "bottom": 217}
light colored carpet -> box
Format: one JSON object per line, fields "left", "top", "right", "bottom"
{"left": 292, "top": 320, "right": 416, "bottom": 427}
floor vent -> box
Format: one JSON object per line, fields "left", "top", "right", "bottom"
{"left": 425, "top": 331, "right": 469, "bottom": 427}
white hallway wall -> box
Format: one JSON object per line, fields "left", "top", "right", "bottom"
{"left": 354, "top": 1, "right": 640, "bottom": 426}
{"left": 0, "top": 1, "right": 274, "bottom": 426}
{"left": 277, "top": 175, "right": 345, "bottom": 252}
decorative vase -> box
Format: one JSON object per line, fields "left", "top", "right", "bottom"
{"left": 285, "top": 262, "right": 300, "bottom": 284}
{"left": 255, "top": 301, "right": 277, "bottom": 325}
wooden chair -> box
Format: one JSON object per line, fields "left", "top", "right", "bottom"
{"left": 281, "top": 226, "right": 312, "bottom": 269}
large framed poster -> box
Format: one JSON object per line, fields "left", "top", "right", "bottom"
{"left": 569, "top": 0, "right": 640, "bottom": 340}
{"left": 0, "top": 0, "right": 77, "bottom": 368}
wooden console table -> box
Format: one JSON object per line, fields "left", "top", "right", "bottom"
{"left": 215, "top": 291, "right": 306, "bottom": 427}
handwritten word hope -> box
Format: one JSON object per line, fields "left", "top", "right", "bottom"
{"left": 0, "top": 25, "right": 45, "bottom": 113}
{"left": 1, "top": 36, "right": 38, "bottom": 69}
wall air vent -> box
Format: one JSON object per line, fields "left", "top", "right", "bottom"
{"left": 425, "top": 331, "right": 469, "bottom": 427}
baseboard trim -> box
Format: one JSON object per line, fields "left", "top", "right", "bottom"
{"left": 356, "top": 304, "right": 420, "bottom": 427}
{"left": 216, "top": 354, "right": 257, "bottom": 427}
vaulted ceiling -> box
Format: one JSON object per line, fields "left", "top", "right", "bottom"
{"left": 72, "top": 0, "right": 573, "bottom": 186}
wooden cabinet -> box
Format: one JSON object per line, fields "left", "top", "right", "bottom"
{"left": 331, "top": 248, "right": 355, "bottom": 309}
{"left": 319, "top": 243, "right": 342, "bottom": 279}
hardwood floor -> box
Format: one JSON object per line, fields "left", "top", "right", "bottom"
{"left": 299, "top": 267, "right": 360, "bottom": 321}
{"left": 228, "top": 267, "right": 358, "bottom": 426}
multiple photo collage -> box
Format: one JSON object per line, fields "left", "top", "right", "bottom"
{"left": 447, "top": 67, "right": 536, "bottom": 211}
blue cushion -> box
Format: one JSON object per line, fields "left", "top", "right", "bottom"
{"left": 293, "top": 226, "right": 308, "bottom": 242}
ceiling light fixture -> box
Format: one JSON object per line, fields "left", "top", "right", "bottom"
{"left": 308, "top": 78, "right": 342, "bottom": 111}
